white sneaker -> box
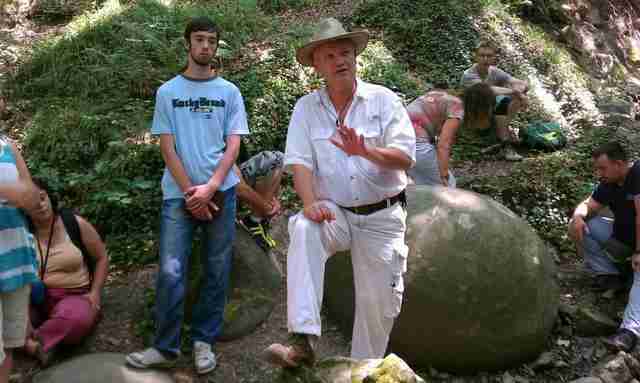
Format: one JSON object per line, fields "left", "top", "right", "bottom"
{"left": 503, "top": 147, "right": 523, "bottom": 161}
{"left": 194, "top": 341, "right": 217, "bottom": 374}
{"left": 125, "top": 347, "right": 176, "bottom": 369}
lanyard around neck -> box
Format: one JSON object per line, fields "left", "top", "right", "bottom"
{"left": 36, "top": 216, "right": 56, "bottom": 279}
{"left": 321, "top": 81, "right": 358, "bottom": 128}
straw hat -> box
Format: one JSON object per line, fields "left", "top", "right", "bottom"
{"left": 296, "top": 18, "right": 369, "bottom": 67}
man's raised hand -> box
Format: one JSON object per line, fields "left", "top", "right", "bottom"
{"left": 330, "top": 125, "right": 368, "bottom": 157}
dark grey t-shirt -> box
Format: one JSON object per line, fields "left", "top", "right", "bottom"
{"left": 460, "top": 64, "right": 513, "bottom": 88}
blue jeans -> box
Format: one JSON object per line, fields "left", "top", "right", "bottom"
{"left": 153, "top": 188, "right": 236, "bottom": 356}
{"left": 581, "top": 216, "right": 620, "bottom": 275}
{"left": 579, "top": 216, "right": 640, "bottom": 335}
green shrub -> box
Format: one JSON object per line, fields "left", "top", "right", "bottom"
{"left": 354, "top": 0, "right": 481, "bottom": 88}
{"left": 257, "top": 0, "right": 317, "bottom": 14}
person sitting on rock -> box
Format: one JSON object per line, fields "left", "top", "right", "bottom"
{"left": 235, "top": 146, "right": 284, "bottom": 251}
{"left": 406, "top": 83, "right": 495, "bottom": 187}
{"left": 262, "top": 18, "right": 415, "bottom": 367}
{"left": 23, "top": 178, "right": 109, "bottom": 366}
{"left": 460, "top": 40, "right": 529, "bottom": 161}
{"left": 568, "top": 141, "right": 640, "bottom": 352}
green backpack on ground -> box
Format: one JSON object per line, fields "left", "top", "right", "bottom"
{"left": 519, "top": 121, "right": 567, "bottom": 151}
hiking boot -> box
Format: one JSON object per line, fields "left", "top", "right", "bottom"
{"left": 193, "top": 341, "right": 217, "bottom": 375}
{"left": 261, "top": 333, "right": 317, "bottom": 368}
{"left": 125, "top": 348, "right": 178, "bottom": 369}
{"left": 241, "top": 216, "right": 277, "bottom": 251}
{"left": 603, "top": 329, "right": 638, "bottom": 352}
{"left": 503, "top": 146, "right": 523, "bottom": 161}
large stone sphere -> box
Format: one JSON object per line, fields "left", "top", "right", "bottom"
{"left": 324, "top": 185, "right": 558, "bottom": 373}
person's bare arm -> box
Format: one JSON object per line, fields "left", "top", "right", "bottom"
{"left": 233, "top": 165, "right": 272, "bottom": 217}
{"left": 77, "top": 215, "right": 109, "bottom": 311}
{"left": 0, "top": 141, "right": 39, "bottom": 210}
{"left": 572, "top": 197, "right": 603, "bottom": 242}
{"left": 292, "top": 164, "right": 334, "bottom": 223}
{"left": 436, "top": 119, "right": 460, "bottom": 186}
{"left": 159, "top": 134, "right": 192, "bottom": 194}
{"left": 509, "top": 77, "right": 529, "bottom": 94}
{"left": 0, "top": 182, "right": 39, "bottom": 210}
{"left": 185, "top": 135, "right": 241, "bottom": 213}
{"left": 10, "top": 140, "right": 32, "bottom": 183}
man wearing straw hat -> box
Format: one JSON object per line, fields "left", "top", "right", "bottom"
{"left": 262, "top": 18, "right": 415, "bottom": 367}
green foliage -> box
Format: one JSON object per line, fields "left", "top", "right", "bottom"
{"left": 358, "top": 41, "right": 425, "bottom": 102}
{"left": 257, "top": 0, "right": 318, "bottom": 14}
{"left": 228, "top": 40, "right": 309, "bottom": 156}
{"left": 10, "top": 0, "right": 270, "bottom": 265}
{"left": 354, "top": 0, "right": 481, "bottom": 88}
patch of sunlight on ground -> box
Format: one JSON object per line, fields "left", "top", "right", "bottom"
{"left": 66, "top": 0, "right": 125, "bottom": 37}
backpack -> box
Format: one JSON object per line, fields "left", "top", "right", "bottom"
{"left": 59, "top": 208, "right": 96, "bottom": 277}
{"left": 519, "top": 121, "right": 567, "bottom": 151}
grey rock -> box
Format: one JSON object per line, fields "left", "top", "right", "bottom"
{"left": 574, "top": 307, "right": 618, "bottom": 337}
{"left": 324, "top": 185, "right": 558, "bottom": 373}
{"left": 568, "top": 378, "right": 602, "bottom": 383}
{"left": 531, "top": 352, "right": 554, "bottom": 371}
{"left": 186, "top": 224, "right": 281, "bottom": 341}
{"left": 33, "top": 353, "right": 173, "bottom": 383}
{"left": 599, "top": 99, "right": 635, "bottom": 116}
{"left": 622, "top": 352, "right": 640, "bottom": 379}
{"left": 502, "top": 372, "right": 515, "bottom": 383}
{"left": 592, "top": 352, "right": 633, "bottom": 383}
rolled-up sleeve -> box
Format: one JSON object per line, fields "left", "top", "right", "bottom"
{"left": 381, "top": 96, "right": 416, "bottom": 165}
{"left": 284, "top": 100, "right": 313, "bottom": 172}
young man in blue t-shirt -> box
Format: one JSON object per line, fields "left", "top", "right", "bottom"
{"left": 126, "top": 16, "right": 249, "bottom": 374}
{"left": 569, "top": 142, "right": 640, "bottom": 352}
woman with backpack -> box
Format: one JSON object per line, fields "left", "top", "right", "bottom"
{"left": 406, "top": 83, "right": 496, "bottom": 187}
{"left": 23, "top": 178, "right": 109, "bottom": 366}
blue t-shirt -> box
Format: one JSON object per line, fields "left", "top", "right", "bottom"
{"left": 151, "top": 75, "right": 250, "bottom": 200}
{"left": 592, "top": 161, "right": 640, "bottom": 248}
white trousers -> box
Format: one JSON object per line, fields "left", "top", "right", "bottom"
{"left": 287, "top": 200, "right": 408, "bottom": 359}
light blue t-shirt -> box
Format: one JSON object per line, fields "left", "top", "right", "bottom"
{"left": 151, "top": 75, "right": 250, "bottom": 200}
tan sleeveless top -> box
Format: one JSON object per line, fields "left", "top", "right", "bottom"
{"left": 36, "top": 227, "right": 91, "bottom": 289}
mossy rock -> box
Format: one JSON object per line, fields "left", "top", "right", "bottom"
{"left": 275, "top": 354, "right": 425, "bottom": 383}
{"left": 324, "top": 185, "right": 558, "bottom": 373}
{"left": 186, "top": 224, "right": 281, "bottom": 341}
{"left": 33, "top": 353, "right": 173, "bottom": 383}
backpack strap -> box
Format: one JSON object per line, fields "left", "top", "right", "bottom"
{"left": 60, "top": 208, "right": 95, "bottom": 278}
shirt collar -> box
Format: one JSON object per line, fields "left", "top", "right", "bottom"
{"left": 316, "top": 78, "right": 372, "bottom": 105}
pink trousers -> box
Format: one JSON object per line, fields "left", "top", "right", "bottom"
{"left": 31, "top": 287, "right": 98, "bottom": 352}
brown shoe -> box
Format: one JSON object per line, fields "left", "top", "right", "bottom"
{"left": 261, "top": 334, "right": 316, "bottom": 368}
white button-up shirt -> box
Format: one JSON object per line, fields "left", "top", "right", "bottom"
{"left": 284, "top": 79, "right": 416, "bottom": 207}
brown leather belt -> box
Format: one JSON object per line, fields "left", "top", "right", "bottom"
{"left": 341, "top": 190, "right": 406, "bottom": 215}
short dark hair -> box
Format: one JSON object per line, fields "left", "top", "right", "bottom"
{"left": 475, "top": 40, "right": 497, "bottom": 53}
{"left": 592, "top": 141, "right": 628, "bottom": 162}
{"left": 184, "top": 16, "right": 220, "bottom": 46}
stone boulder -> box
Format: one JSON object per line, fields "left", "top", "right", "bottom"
{"left": 186, "top": 225, "right": 282, "bottom": 341}
{"left": 324, "top": 185, "right": 558, "bottom": 373}
{"left": 276, "top": 353, "right": 425, "bottom": 383}
{"left": 33, "top": 353, "right": 172, "bottom": 383}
